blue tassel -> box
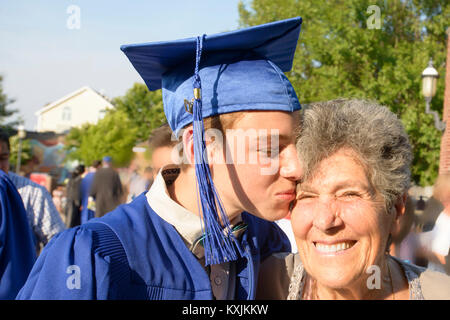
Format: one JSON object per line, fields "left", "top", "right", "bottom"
{"left": 191, "top": 35, "right": 241, "bottom": 265}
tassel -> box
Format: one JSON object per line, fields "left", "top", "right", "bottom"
{"left": 191, "top": 35, "right": 240, "bottom": 265}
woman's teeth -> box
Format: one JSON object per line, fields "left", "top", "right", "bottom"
{"left": 314, "top": 241, "right": 354, "bottom": 253}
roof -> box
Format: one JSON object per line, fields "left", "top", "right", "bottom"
{"left": 35, "top": 86, "right": 114, "bottom": 116}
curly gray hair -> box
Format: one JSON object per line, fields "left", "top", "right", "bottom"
{"left": 296, "top": 99, "right": 413, "bottom": 210}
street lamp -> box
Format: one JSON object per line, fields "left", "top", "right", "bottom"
{"left": 16, "top": 125, "right": 26, "bottom": 174}
{"left": 422, "top": 59, "right": 445, "bottom": 131}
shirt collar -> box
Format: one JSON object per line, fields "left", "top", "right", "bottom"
{"left": 146, "top": 164, "right": 247, "bottom": 260}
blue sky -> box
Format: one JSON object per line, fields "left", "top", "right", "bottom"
{"left": 0, "top": 0, "right": 243, "bottom": 129}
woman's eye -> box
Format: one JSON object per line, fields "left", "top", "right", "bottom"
{"left": 340, "top": 192, "right": 361, "bottom": 198}
{"left": 297, "top": 193, "right": 316, "bottom": 200}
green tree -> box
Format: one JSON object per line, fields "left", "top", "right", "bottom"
{"left": 112, "top": 83, "right": 166, "bottom": 142}
{"left": 65, "top": 83, "right": 167, "bottom": 168}
{"left": 9, "top": 135, "right": 32, "bottom": 170}
{"left": 239, "top": 0, "right": 449, "bottom": 186}
{"left": 0, "top": 75, "right": 19, "bottom": 130}
{"left": 65, "top": 110, "right": 139, "bottom": 167}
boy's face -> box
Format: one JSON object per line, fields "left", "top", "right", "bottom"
{"left": 209, "top": 111, "right": 302, "bottom": 221}
{"left": 151, "top": 146, "right": 174, "bottom": 179}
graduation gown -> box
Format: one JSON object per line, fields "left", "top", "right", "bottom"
{"left": 80, "top": 172, "right": 95, "bottom": 224}
{"left": 0, "top": 171, "right": 37, "bottom": 299}
{"left": 17, "top": 193, "right": 290, "bottom": 299}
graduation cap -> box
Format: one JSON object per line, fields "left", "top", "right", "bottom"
{"left": 121, "top": 17, "right": 302, "bottom": 266}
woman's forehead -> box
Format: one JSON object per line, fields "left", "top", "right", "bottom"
{"left": 299, "top": 150, "right": 370, "bottom": 189}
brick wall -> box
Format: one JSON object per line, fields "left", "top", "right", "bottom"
{"left": 439, "top": 28, "right": 450, "bottom": 174}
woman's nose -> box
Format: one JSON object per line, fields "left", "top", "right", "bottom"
{"left": 280, "top": 145, "right": 302, "bottom": 181}
{"left": 312, "top": 198, "right": 343, "bottom": 232}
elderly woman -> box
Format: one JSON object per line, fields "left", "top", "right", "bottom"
{"left": 257, "top": 99, "right": 450, "bottom": 300}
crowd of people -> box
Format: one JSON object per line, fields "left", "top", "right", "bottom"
{"left": 0, "top": 17, "right": 449, "bottom": 300}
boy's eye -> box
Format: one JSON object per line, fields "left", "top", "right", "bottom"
{"left": 258, "top": 149, "right": 278, "bottom": 157}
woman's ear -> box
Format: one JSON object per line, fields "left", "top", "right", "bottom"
{"left": 389, "top": 192, "right": 408, "bottom": 236}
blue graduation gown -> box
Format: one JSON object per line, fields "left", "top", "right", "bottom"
{"left": 0, "top": 170, "right": 37, "bottom": 299}
{"left": 17, "top": 193, "right": 290, "bottom": 299}
{"left": 80, "top": 172, "right": 95, "bottom": 224}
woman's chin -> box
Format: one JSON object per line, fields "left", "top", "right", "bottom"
{"left": 310, "top": 267, "right": 358, "bottom": 289}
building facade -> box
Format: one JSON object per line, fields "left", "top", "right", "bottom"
{"left": 35, "top": 86, "right": 114, "bottom": 133}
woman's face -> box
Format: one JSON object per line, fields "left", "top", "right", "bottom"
{"left": 291, "top": 148, "right": 399, "bottom": 289}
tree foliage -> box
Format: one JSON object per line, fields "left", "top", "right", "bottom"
{"left": 64, "top": 83, "right": 166, "bottom": 167}
{"left": 64, "top": 110, "right": 139, "bottom": 167}
{"left": 9, "top": 135, "right": 32, "bottom": 169}
{"left": 0, "top": 75, "right": 19, "bottom": 130}
{"left": 239, "top": 0, "right": 449, "bottom": 186}
{"left": 112, "top": 83, "right": 166, "bottom": 142}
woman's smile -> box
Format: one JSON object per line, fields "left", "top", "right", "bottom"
{"left": 312, "top": 240, "right": 357, "bottom": 255}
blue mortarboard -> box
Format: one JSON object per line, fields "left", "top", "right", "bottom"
{"left": 102, "top": 156, "right": 112, "bottom": 163}
{"left": 121, "top": 17, "right": 302, "bottom": 266}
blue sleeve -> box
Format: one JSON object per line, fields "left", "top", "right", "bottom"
{"left": 243, "top": 212, "right": 292, "bottom": 260}
{"left": 0, "top": 171, "right": 36, "bottom": 300}
{"left": 16, "top": 226, "right": 112, "bottom": 300}
{"left": 259, "top": 221, "right": 292, "bottom": 260}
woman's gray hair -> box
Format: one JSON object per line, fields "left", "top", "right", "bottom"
{"left": 296, "top": 99, "right": 413, "bottom": 210}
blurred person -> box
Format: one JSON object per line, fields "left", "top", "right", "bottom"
{"left": 418, "top": 174, "right": 450, "bottom": 274}
{"left": 390, "top": 196, "right": 421, "bottom": 265}
{"left": 148, "top": 123, "right": 179, "bottom": 179}
{"left": 0, "top": 170, "right": 36, "bottom": 299}
{"left": 80, "top": 160, "right": 101, "bottom": 224}
{"left": 143, "top": 166, "right": 154, "bottom": 190}
{"left": 64, "top": 164, "right": 85, "bottom": 228}
{"left": 0, "top": 130, "right": 65, "bottom": 247}
{"left": 258, "top": 99, "right": 450, "bottom": 300}
{"left": 17, "top": 18, "right": 301, "bottom": 300}
{"left": 126, "top": 162, "right": 147, "bottom": 203}
{"left": 419, "top": 195, "right": 444, "bottom": 232}
{"left": 89, "top": 156, "right": 124, "bottom": 218}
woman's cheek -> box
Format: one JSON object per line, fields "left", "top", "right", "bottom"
{"left": 290, "top": 202, "right": 315, "bottom": 239}
{"left": 338, "top": 199, "right": 384, "bottom": 234}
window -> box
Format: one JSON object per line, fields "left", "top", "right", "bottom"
{"left": 62, "top": 106, "right": 71, "bottom": 121}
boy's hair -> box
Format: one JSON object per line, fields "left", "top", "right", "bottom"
{"left": 92, "top": 160, "right": 102, "bottom": 168}
{"left": 177, "top": 112, "right": 246, "bottom": 168}
{"left": 148, "top": 123, "right": 178, "bottom": 151}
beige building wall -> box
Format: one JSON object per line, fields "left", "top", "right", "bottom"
{"left": 36, "top": 87, "right": 113, "bottom": 133}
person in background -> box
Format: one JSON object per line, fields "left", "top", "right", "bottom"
{"left": 390, "top": 196, "right": 421, "bottom": 265}
{"left": 148, "top": 123, "right": 178, "bottom": 179}
{"left": 80, "top": 160, "right": 101, "bottom": 224}
{"left": 419, "top": 195, "right": 444, "bottom": 232}
{"left": 143, "top": 166, "right": 154, "bottom": 190}
{"left": 419, "top": 174, "right": 450, "bottom": 274}
{"left": 65, "top": 164, "right": 85, "bottom": 228}
{"left": 0, "top": 129, "right": 66, "bottom": 248}
{"left": 126, "top": 162, "right": 147, "bottom": 203}
{"left": 0, "top": 170, "right": 37, "bottom": 299}
{"left": 89, "top": 156, "right": 124, "bottom": 218}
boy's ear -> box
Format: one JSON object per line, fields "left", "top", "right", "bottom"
{"left": 182, "top": 126, "right": 195, "bottom": 165}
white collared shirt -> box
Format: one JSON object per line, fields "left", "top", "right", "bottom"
{"left": 146, "top": 165, "right": 236, "bottom": 299}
